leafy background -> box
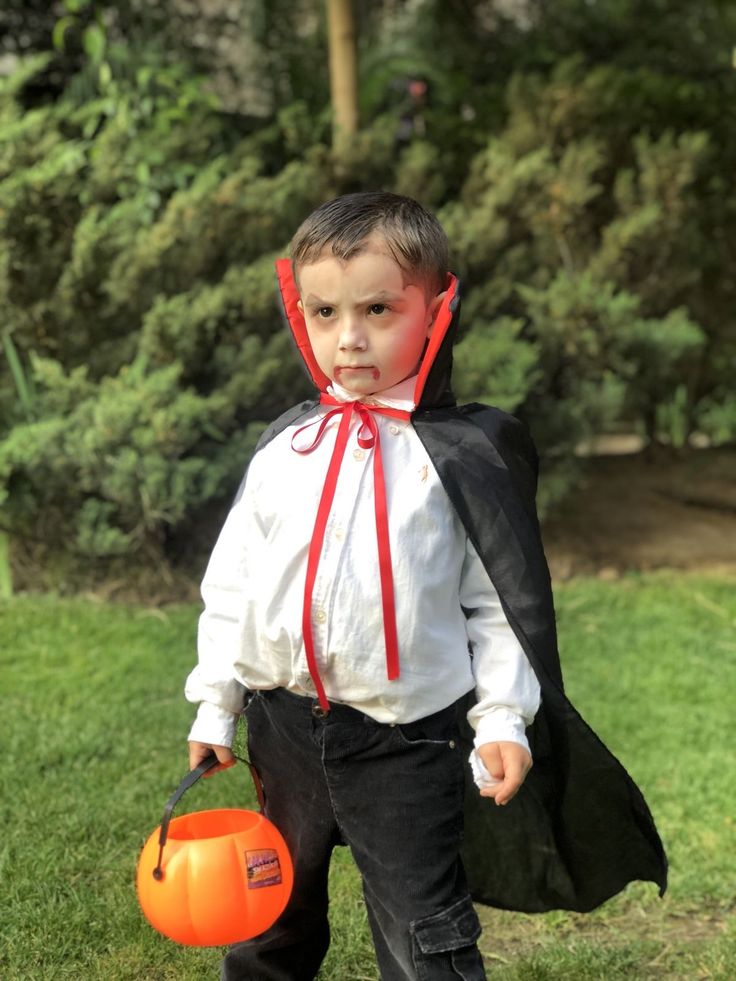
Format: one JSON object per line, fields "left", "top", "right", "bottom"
{"left": 1, "top": 0, "right": 734, "bottom": 591}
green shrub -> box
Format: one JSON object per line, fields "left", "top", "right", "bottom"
{"left": 1, "top": 18, "right": 734, "bottom": 582}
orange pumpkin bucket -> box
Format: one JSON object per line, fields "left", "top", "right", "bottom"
{"left": 136, "top": 754, "right": 293, "bottom": 947}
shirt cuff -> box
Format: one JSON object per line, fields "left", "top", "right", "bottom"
{"left": 472, "top": 706, "right": 531, "bottom": 756}
{"left": 187, "top": 701, "right": 239, "bottom": 748}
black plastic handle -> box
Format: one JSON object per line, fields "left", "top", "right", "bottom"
{"left": 152, "top": 753, "right": 265, "bottom": 880}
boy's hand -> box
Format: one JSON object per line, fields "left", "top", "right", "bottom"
{"left": 188, "top": 740, "right": 236, "bottom": 776}
{"left": 476, "top": 741, "right": 532, "bottom": 806}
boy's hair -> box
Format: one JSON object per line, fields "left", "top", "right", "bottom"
{"left": 290, "top": 191, "right": 449, "bottom": 296}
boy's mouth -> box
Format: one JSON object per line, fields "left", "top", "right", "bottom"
{"left": 336, "top": 366, "right": 380, "bottom": 380}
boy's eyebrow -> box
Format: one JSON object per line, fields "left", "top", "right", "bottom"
{"left": 357, "top": 290, "right": 405, "bottom": 304}
{"left": 303, "top": 290, "right": 406, "bottom": 305}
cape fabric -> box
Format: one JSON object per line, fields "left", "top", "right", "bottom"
{"left": 256, "top": 260, "right": 668, "bottom": 913}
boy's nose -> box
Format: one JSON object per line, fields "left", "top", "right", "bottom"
{"left": 338, "top": 317, "right": 367, "bottom": 350}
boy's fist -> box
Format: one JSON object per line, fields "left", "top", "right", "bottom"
{"left": 188, "top": 740, "right": 236, "bottom": 775}
{"left": 475, "top": 741, "right": 532, "bottom": 806}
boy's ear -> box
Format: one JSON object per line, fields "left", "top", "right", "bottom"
{"left": 297, "top": 298, "right": 304, "bottom": 316}
{"left": 426, "top": 290, "right": 448, "bottom": 337}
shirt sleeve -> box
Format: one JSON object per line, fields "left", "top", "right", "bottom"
{"left": 187, "top": 700, "right": 240, "bottom": 747}
{"left": 184, "top": 466, "right": 263, "bottom": 747}
{"left": 459, "top": 537, "right": 541, "bottom": 755}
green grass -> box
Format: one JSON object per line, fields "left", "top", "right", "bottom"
{"left": 1, "top": 572, "right": 734, "bottom": 979}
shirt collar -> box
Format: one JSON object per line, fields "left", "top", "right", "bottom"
{"left": 326, "top": 375, "right": 417, "bottom": 412}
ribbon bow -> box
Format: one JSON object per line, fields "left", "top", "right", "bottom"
{"left": 291, "top": 396, "right": 411, "bottom": 711}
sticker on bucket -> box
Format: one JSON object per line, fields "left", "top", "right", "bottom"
{"left": 246, "top": 849, "right": 283, "bottom": 888}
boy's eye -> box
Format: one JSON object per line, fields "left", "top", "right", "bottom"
{"left": 315, "top": 306, "right": 333, "bottom": 318}
{"left": 368, "top": 303, "right": 388, "bottom": 315}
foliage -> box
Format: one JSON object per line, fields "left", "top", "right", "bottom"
{"left": 0, "top": 2, "right": 735, "bottom": 580}
{"left": 443, "top": 55, "right": 734, "bottom": 504}
{"left": 0, "top": 46, "right": 334, "bottom": 577}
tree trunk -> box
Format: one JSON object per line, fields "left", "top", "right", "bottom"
{"left": 326, "top": 0, "right": 358, "bottom": 155}
{"left": 0, "top": 531, "right": 12, "bottom": 599}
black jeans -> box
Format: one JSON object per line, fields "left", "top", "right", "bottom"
{"left": 222, "top": 688, "right": 486, "bottom": 981}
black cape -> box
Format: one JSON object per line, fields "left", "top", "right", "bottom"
{"left": 261, "top": 263, "right": 668, "bottom": 913}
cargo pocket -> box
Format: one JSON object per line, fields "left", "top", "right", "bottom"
{"left": 410, "top": 895, "right": 485, "bottom": 980}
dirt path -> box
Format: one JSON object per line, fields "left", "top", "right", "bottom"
{"left": 542, "top": 447, "right": 736, "bottom": 580}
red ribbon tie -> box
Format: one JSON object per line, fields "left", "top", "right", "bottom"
{"left": 291, "top": 398, "right": 410, "bottom": 710}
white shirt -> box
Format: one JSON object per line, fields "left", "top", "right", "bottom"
{"left": 186, "top": 376, "right": 540, "bottom": 751}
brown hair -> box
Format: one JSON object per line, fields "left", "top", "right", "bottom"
{"left": 289, "top": 191, "right": 449, "bottom": 296}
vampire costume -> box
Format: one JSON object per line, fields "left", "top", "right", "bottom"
{"left": 262, "top": 261, "right": 668, "bottom": 914}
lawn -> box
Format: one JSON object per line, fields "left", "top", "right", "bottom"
{"left": 1, "top": 572, "right": 734, "bottom": 980}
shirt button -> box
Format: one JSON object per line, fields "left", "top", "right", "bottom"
{"left": 314, "top": 609, "right": 327, "bottom": 624}
{"left": 334, "top": 527, "right": 344, "bottom": 540}
{"left": 353, "top": 448, "right": 365, "bottom": 461}
{"left": 389, "top": 424, "right": 400, "bottom": 435}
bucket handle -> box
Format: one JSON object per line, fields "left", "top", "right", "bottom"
{"left": 152, "top": 752, "right": 265, "bottom": 880}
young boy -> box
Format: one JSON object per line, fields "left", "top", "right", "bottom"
{"left": 185, "top": 192, "right": 667, "bottom": 980}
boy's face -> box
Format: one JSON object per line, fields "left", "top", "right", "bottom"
{"left": 296, "top": 235, "right": 446, "bottom": 397}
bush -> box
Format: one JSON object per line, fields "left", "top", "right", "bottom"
{"left": 0, "top": 52, "right": 331, "bottom": 582}
{"left": 444, "top": 57, "right": 733, "bottom": 502}
{"left": 1, "top": 15, "right": 735, "bottom": 583}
